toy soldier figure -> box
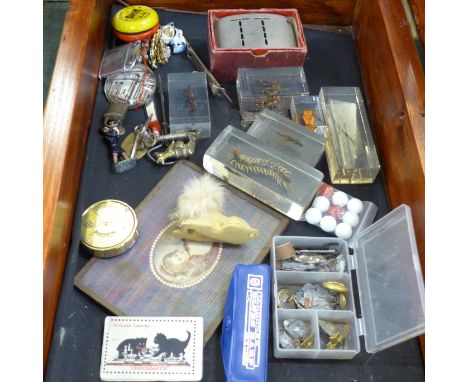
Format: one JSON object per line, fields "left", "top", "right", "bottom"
{"left": 101, "top": 121, "right": 128, "bottom": 164}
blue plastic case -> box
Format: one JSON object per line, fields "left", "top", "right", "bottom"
{"left": 221, "top": 264, "right": 271, "bottom": 382}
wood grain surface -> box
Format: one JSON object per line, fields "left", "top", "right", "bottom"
{"left": 123, "top": 0, "right": 358, "bottom": 25}
{"left": 353, "top": 0, "right": 425, "bottom": 355}
{"left": 408, "top": 0, "right": 425, "bottom": 46}
{"left": 43, "top": 0, "right": 112, "bottom": 366}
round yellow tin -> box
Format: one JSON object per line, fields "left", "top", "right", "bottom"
{"left": 112, "top": 5, "right": 159, "bottom": 34}
{"left": 80, "top": 199, "right": 138, "bottom": 258}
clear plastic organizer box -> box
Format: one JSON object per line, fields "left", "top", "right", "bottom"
{"left": 236, "top": 67, "right": 309, "bottom": 126}
{"left": 319, "top": 87, "right": 381, "bottom": 184}
{"left": 168, "top": 72, "right": 211, "bottom": 138}
{"left": 271, "top": 205, "right": 425, "bottom": 359}
{"left": 247, "top": 109, "right": 326, "bottom": 168}
{"left": 203, "top": 125, "right": 323, "bottom": 220}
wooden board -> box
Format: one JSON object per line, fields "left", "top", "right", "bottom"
{"left": 124, "top": 0, "right": 358, "bottom": 25}
{"left": 353, "top": 0, "right": 425, "bottom": 355}
{"left": 43, "top": 0, "right": 112, "bottom": 365}
{"left": 74, "top": 160, "right": 288, "bottom": 344}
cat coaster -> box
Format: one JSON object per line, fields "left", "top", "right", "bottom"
{"left": 100, "top": 316, "right": 203, "bottom": 381}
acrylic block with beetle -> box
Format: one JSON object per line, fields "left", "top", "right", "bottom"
{"left": 168, "top": 72, "right": 211, "bottom": 138}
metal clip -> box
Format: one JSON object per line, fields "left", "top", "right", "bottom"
{"left": 186, "top": 42, "right": 233, "bottom": 103}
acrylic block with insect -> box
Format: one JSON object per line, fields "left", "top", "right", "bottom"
{"left": 289, "top": 95, "right": 326, "bottom": 132}
{"left": 168, "top": 72, "right": 211, "bottom": 138}
{"left": 236, "top": 67, "right": 309, "bottom": 128}
{"left": 319, "top": 86, "right": 381, "bottom": 184}
{"left": 203, "top": 125, "right": 323, "bottom": 220}
{"left": 247, "top": 109, "right": 326, "bottom": 168}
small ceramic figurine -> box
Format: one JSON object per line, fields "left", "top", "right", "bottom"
{"left": 160, "top": 22, "right": 187, "bottom": 54}
{"left": 101, "top": 122, "right": 129, "bottom": 164}
{"left": 101, "top": 121, "right": 136, "bottom": 173}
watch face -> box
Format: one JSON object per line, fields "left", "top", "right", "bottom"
{"left": 81, "top": 200, "right": 138, "bottom": 256}
{"left": 104, "top": 63, "right": 156, "bottom": 108}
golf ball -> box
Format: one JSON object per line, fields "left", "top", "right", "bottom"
{"left": 332, "top": 191, "right": 348, "bottom": 207}
{"left": 342, "top": 211, "right": 359, "bottom": 227}
{"left": 312, "top": 196, "right": 330, "bottom": 213}
{"left": 335, "top": 222, "right": 352, "bottom": 239}
{"left": 347, "top": 198, "right": 364, "bottom": 214}
{"left": 320, "top": 215, "right": 337, "bottom": 232}
{"left": 305, "top": 208, "right": 322, "bottom": 225}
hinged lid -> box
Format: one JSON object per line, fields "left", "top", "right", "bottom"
{"left": 353, "top": 205, "right": 425, "bottom": 353}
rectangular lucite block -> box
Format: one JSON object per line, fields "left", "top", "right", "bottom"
{"left": 168, "top": 72, "right": 211, "bottom": 138}
{"left": 247, "top": 109, "right": 326, "bottom": 168}
{"left": 289, "top": 95, "right": 326, "bottom": 131}
{"left": 236, "top": 67, "right": 309, "bottom": 127}
{"left": 319, "top": 87, "right": 380, "bottom": 184}
{"left": 203, "top": 125, "right": 323, "bottom": 220}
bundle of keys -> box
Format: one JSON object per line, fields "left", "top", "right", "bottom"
{"left": 275, "top": 242, "right": 346, "bottom": 272}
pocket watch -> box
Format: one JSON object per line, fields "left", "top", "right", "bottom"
{"left": 80, "top": 199, "right": 138, "bottom": 258}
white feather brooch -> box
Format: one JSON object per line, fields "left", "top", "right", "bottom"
{"left": 171, "top": 174, "right": 225, "bottom": 222}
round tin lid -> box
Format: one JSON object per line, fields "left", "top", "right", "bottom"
{"left": 112, "top": 5, "right": 159, "bottom": 34}
{"left": 80, "top": 199, "right": 138, "bottom": 258}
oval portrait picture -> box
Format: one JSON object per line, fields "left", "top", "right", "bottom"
{"left": 149, "top": 223, "right": 222, "bottom": 288}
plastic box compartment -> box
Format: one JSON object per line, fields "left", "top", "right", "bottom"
{"left": 237, "top": 67, "right": 309, "bottom": 127}
{"left": 319, "top": 87, "right": 380, "bottom": 184}
{"left": 247, "top": 109, "right": 326, "bottom": 168}
{"left": 168, "top": 72, "right": 211, "bottom": 138}
{"left": 289, "top": 95, "right": 326, "bottom": 132}
{"left": 203, "top": 125, "right": 323, "bottom": 220}
{"left": 207, "top": 9, "right": 308, "bottom": 83}
{"left": 271, "top": 205, "right": 425, "bottom": 359}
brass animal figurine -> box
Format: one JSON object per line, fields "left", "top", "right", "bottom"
{"left": 153, "top": 131, "right": 199, "bottom": 165}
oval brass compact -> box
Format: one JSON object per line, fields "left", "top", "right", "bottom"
{"left": 80, "top": 199, "right": 138, "bottom": 258}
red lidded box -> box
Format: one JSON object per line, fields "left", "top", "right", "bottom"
{"left": 208, "top": 9, "right": 308, "bottom": 83}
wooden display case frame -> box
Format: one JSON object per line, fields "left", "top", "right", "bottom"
{"left": 43, "top": 0, "right": 424, "bottom": 365}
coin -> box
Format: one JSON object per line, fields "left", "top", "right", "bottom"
{"left": 277, "top": 288, "right": 296, "bottom": 309}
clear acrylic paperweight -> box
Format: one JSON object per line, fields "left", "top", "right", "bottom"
{"left": 290, "top": 95, "right": 326, "bottom": 132}
{"left": 236, "top": 67, "right": 309, "bottom": 127}
{"left": 203, "top": 125, "right": 324, "bottom": 220}
{"left": 168, "top": 72, "right": 211, "bottom": 138}
{"left": 319, "top": 87, "right": 380, "bottom": 184}
{"left": 247, "top": 109, "right": 326, "bottom": 168}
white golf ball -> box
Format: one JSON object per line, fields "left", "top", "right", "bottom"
{"left": 332, "top": 191, "right": 348, "bottom": 207}
{"left": 342, "top": 211, "right": 359, "bottom": 227}
{"left": 312, "top": 196, "right": 330, "bottom": 213}
{"left": 335, "top": 222, "right": 353, "bottom": 239}
{"left": 347, "top": 198, "right": 363, "bottom": 214}
{"left": 305, "top": 208, "right": 322, "bottom": 225}
{"left": 320, "top": 215, "right": 337, "bottom": 232}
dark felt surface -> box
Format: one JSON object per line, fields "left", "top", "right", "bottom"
{"left": 45, "top": 8, "right": 424, "bottom": 382}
